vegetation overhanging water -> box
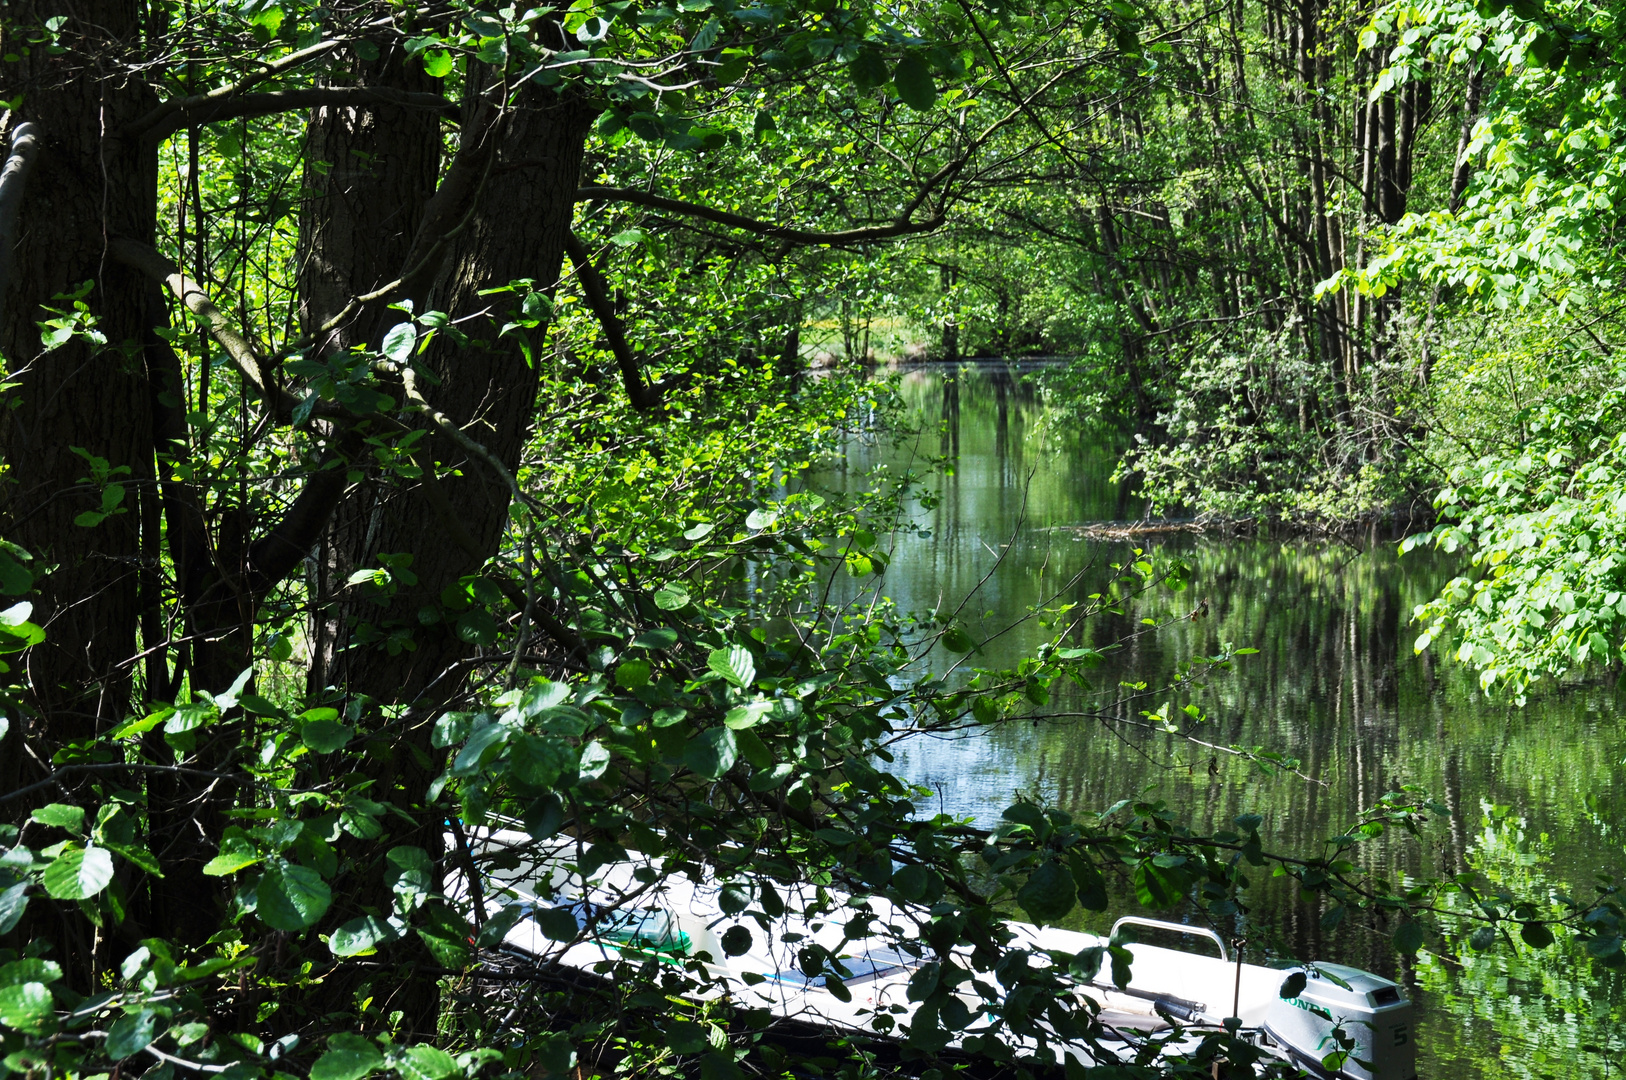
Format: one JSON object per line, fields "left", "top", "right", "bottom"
{"left": 826, "top": 360, "right": 1626, "bottom": 1080}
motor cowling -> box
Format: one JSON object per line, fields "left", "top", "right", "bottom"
{"left": 1261, "top": 963, "right": 1417, "bottom": 1080}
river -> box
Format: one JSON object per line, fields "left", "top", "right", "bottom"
{"left": 821, "top": 360, "right": 1626, "bottom": 1079}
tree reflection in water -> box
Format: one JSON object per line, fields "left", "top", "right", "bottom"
{"left": 825, "top": 360, "right": 1626, "bottom": 1080}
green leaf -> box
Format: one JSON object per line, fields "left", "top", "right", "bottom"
{"left": 907, "top": 961, "right": 940, "bottom": 1002}
{"left": 509, "top": 734, "right": 572, "bottom": 788}
{"left": 1469, "top": 926, "right": 1497, "bottom": 951}
{"left": 0, "top": 603, "right": 44, "bottom": 651}
{"left": 453, "top": 720, "right": 513, "bottom": 775}
{"left": 1394, "top": 921, "right": 1425, "bottom": 954}
{"left": 681, "top": 726, "right": 737, "bottom": 779}
{"left": 0, "top": 882, "right": 28, "bottom": 934}
{"left": 615, "top": 659, "right": 651, "bottom": 689}
{"left": 203, "top": 834, "right": 262, "bottom": 877}
{"left": 301, "top": 719, "right": 354, "bottom": 753}
{"left": 382, "top": 322, "right": 418, "bottom": 361}
{"left": 721, "top": 925, "right": 752, "bottom": 956}
{"left": 455, "top": 607, "right": 498, "bottom": 645}
{"left": 330, "top": 915, "right": 402, "bottom": 957}
{"left": 892, "top": 53, "right": 936, "bottom": 110}
{"left": 747, "top": 762, "right": 793, "bottom": 791}
{"left": 1520, "top": 920, "right": 1555, "bottom": 949}
{"left": 0, "top": 982, "right": 54, "bottom": 1033}
{"left": 0, "top": 549, "right": 32, "bottom": 595}
{"left": 385, "top": 845, "right": 433, "bottom": 908}
{"left": 723, "top": 699, "right": 772, "bottom": 730}
{"left": 1278, "top": 971, "right": 1308, "bottom": 999}
{"left": 707, "top": 645, "right": 755, "bottom": 688}
{"left": 520, "top": 680, "right": 572, "bottom": 715}
{"left": 719, "top": 884, "right": 750, "bottom": 915}
{"left": 106, "top": 1009, "right": 158, "bottom": 1059}
{"left": 213, "top": 666, "right": 254, "bottom": 710}
{"left": 734, "top": 728, "right": 771, "bottom": 770}
{"left": 941, "top": 626, "right": 976, "bottom": 653}
{"left": 633, "top": 628, "right": 679, "bottom": 649}
{"left": 577, "top": 740, "right": 611, "bottom": 782}
{"left": 417, "top": 905, "right": 472, "bottom": 968}
{"left": 1017, "top": 861, "right": 1075, "bottom": 924}
{"left": 398, "top": 1045, "right": 460, "bottom": 1080}
{"left": 473, "top": 906, "right": 526, "bottom": 950}
{"left": 533, "top": 1034, "right": 576, "bottom": 1077}
{"left": 535, "top": 905, "right": 580, "bottom": 942}
{"left": 1070, "top": 856, "right": 1108, "bottom": 911}
{"left": 422, "top": 49, "right": 454, "bottom": 78}
{"left": 535, "top": 704, "right": 591, "bottom": 736}
{"left": 103, "top": 840, "right": 162, "bottom": 877}
{"left": 311, "top": 1033, "right": 385, "bottom": 1080}
{"left": 240, "top": 692, "right": 285, "bottom": 717}
{"left": 42, "top": 846, "right": 114, "bottom": 900}
{"left": 652, "top": 706, "right": 687, "bottom": 728}
{"left": 0, "top": 959, "right": 60, "bottom": 986}
{"left": 849, "top": 46, "right": 889, "bottom": 90}
{"left": 257, "top": 859, "right": 332, "bottom": 931}
{"left": 30, "top": 803, "right": 84, "bottom": 833}
{"left": 1131, "top": 859, "right": 1183, "bottom": 909}
{"left": 701, "top": 1052, "right": 743, "bottom": 1080}
{"left": 1070, "top": 946, "right": 1105, "bottom": 982}
{"left": 892, "top": 864, "right": 929, "bottom": 901}
{"left": 654, "top": 584, "right": 690, "bottom": 610}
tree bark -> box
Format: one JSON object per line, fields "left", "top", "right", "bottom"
{"left": 0, "top": 0, "right": 157, "bottom": 767}
{"left": 300, "top": 80, "right": 596, "bottom": 1037}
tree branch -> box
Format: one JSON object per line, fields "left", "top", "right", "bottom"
{"left": 574, "top": 186, "right": 946, "bottom": 247}
{"left": 393, "top": 364, "right": 523, "bottom": 506}
{"left": 141, "top": 288, "right": 213, "bottom": 627}
{"left": 562, "top": 231, "right": 661, "bottom": 411}
{"left": 246, "top": 450, "right": 354, "bottom": 592}
{"left": 126, "top": 87, "right": 455, "bottom": 145}
{"left": 120, "top": 38, "right": 345, "bottom": 141}
{"left": 108, "top": 237, "right": 299, "bottom": 421}
{"left": 396, "top": 102, "right": 504, "bottom": 307}
{"left": 0, "top": 122, "right": 42, "bottom": 327}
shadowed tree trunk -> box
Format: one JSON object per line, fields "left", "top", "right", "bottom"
{"left": 299, "top": 80, "right": 597, "bottom": 1036}
{"left": 0, "top": 0, "right": 156, "bottom": 792}
{"left": 0, "top": 0, "right": 159, "bottom": 986}
{"left": 301, "top": 43, "right": 445, "bottom": 698}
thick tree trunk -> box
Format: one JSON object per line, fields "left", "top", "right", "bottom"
{"left": 322, "top": 88, "right": 594, "bottom": 708}
{"left": 0, "top": 0, "right": 156, "bottom": 789}
{"left": 300, "top": 44, "right": 444, "bottom": 696}
{"left": 0, "top": 0, "right": 159, "bottom": 988}
{"left": 300, "top": 83, "right": 596, "bottom": 1037}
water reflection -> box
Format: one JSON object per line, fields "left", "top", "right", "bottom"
{"left": 818, "top": 360, "right": 1626, "bottom": 1079}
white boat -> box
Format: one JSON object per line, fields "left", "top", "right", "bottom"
{"left": 452, "top": 824, "right": 1417, "bottom": 1080}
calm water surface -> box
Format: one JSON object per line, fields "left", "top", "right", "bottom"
{"left": 819, "top": 361, "right": 1626, "bottom": 1080}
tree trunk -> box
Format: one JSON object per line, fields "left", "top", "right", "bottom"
{"left": 302, "top": 84, "right": 597, "bottom": 1038}
{"left": 0, "top": 0, "right": 156, "bottom": 788}
{"left": 301, "top": 43, "right": 445, "bottom": 697}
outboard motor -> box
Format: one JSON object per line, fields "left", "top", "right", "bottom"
{"left": 1261, "top": 963, "right": 1417, "bottom": 1080}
